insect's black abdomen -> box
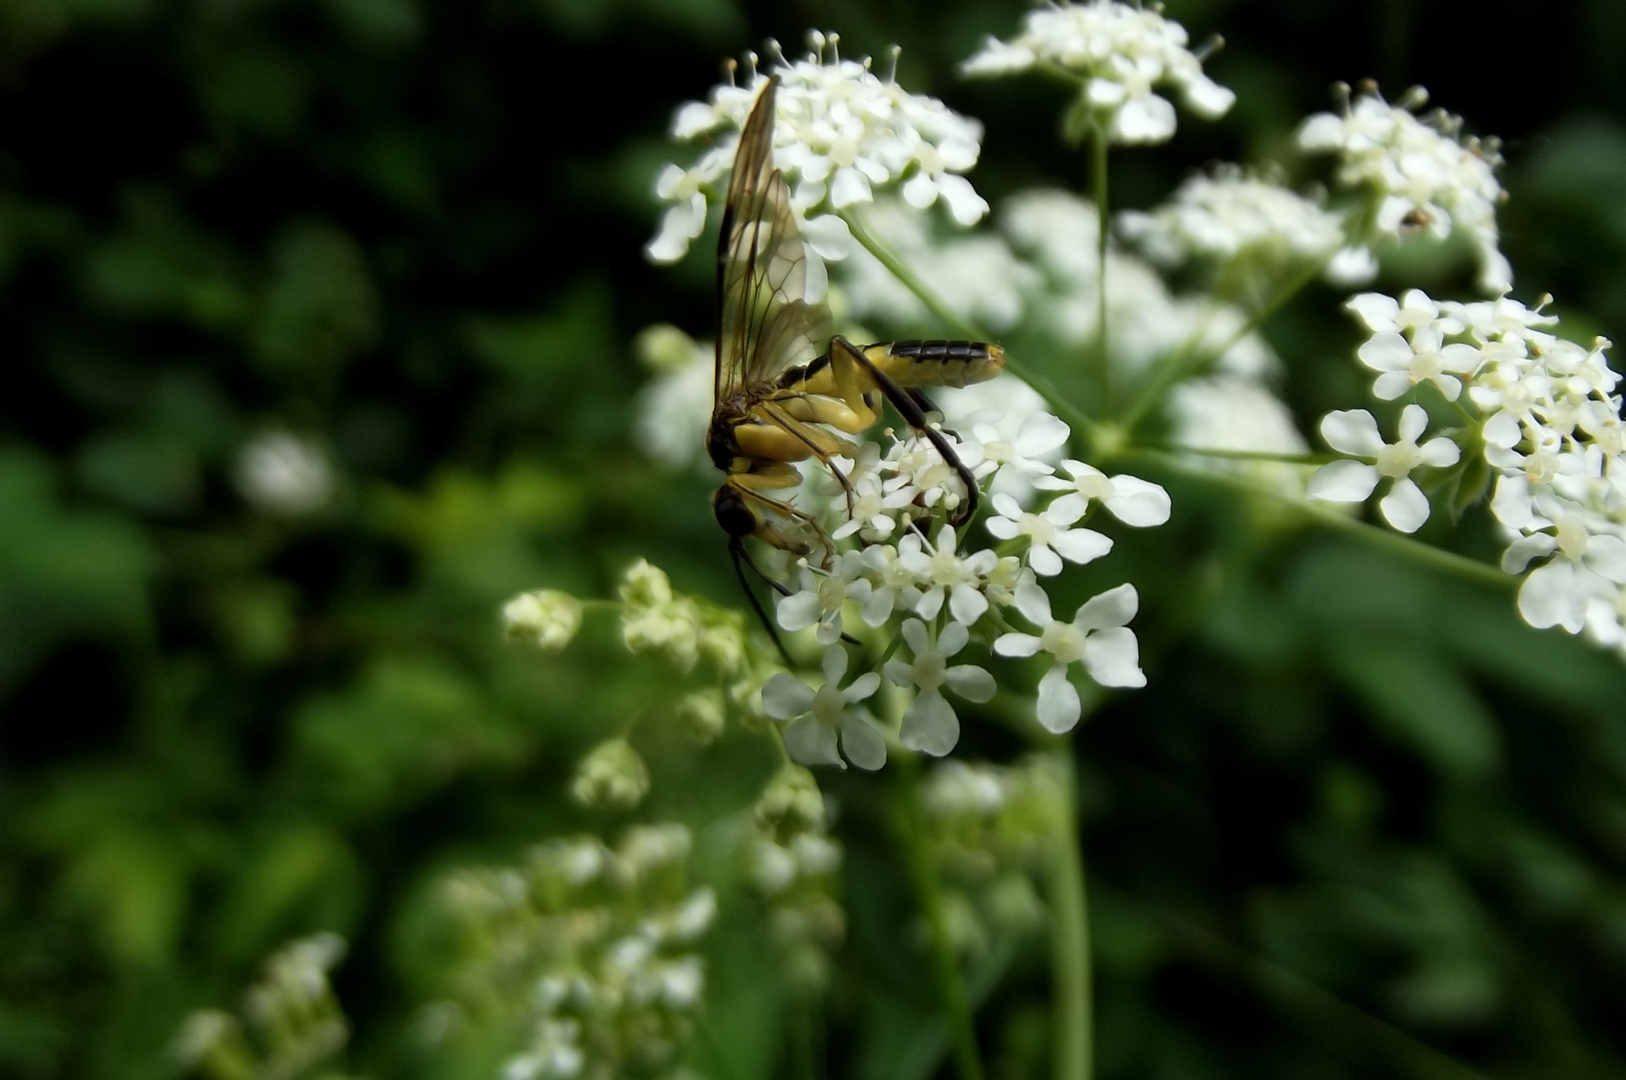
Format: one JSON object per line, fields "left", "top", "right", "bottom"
{"left": 712, "top": 485, "right": 760, "bottom": 538}
{"left": 886, "top": 340, "right": 994, "bottom": 363}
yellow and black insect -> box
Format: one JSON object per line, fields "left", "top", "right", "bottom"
{"left": 707, "top": 75, "right": 1006, "bottom": 648}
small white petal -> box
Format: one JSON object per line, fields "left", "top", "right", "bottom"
{"left": 1081, "top": 627, "right": 1145, "bottom": 688}
{"left": 1012, "top": 576, "right": 1052, "bottom": 626}
{"left": 939, "top": 621, "right": 970, "bottom": 656}
{"left": 1050, "top": 528, "right": 1113, "bottom": 565}
{"left": 761, "top": 674, "right": 815, "bottom": 721}
{"left": 994, "top": 632, "right": 1042, "bottom": 658}
{"left": 1373, "top": 370, "right": 1414, "bottom": 400}
{"left": 784, "top": 716, "right": 843, "bottom": 768}
{"left": 945, "top": 664, "right": 996, "bottom": 703}
{"left": 901, "top": 618, "right": 929, "bottom": 655}
{"left": 841, "top": 717, "right": 888, "bottom": 770}
{"left": 777, "top": 592, "right": 821, "bottom": 632}
{"left": 1029, "top": 545, "right": 1063, "bottom": 576}
{"left": 1307, "top": 460, "right": 1380, "bottom": 503}
{"left": 1035, "top": 665, "right": 1081, "bottom": 733}
{"left": 845, "top": 671, "right": 881, "bottom": 702}
{"left": 1103, "top": 476, "right": 1171, "bottom": 526}
{"left": 948, "top": 583, "right": 989, "bottom": 626}
{"left": 1398, "top": 403, "right": 1429, "bottom": 443}
{"left": 900, "top": 689, "right": 960, "bottom": 756}
{"left": 1319, "top": 410, "right": 1385, "bottom": 456}
{"left": 1378, "top": 477, "right": 1430, "bottom": 533}
{"left": 820, "top": 644, "right": 848, "bottom": 685}
{"left": 1074, "top": 583, "right": 1138, "bottom": 632}
{"left": 1417, "top": 436, "right": 1461, "bottom": 467}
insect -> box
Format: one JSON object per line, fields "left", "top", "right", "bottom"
{"left": 708, "top": 75, "right": 1006, "bottom": 653}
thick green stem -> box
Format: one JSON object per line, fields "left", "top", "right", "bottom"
{"left": 1049, "top": 748, "right": 1092, "bottom": 1080}
{"left": 895, "top": 750, "right": 985, "bottom": 1080}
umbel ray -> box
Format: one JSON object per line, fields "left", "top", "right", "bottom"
{"left": 704, "top": 74, "right": 1007, "bottom": 660}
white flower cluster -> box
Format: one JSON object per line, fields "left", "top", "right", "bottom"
{"left": 173, "top": 934, "right": 350, "bottom": 1080}
{"left": 436, "top": 826, "right": 717, "bottom": 1080}
{"left": 1299, "top": 85, "right": 1510, "bottom": 292}
{"left": 1327, "top": 289, "right": 1626, "bottom": 648}
{"left": 919, "top": 757, "right": 1065, "bottom": 955}
{"left": 760, "top": 403, "right": 1165, "bottom": 764}
{"left": 742, "top": 765, "right": 846, "bottom": 992}
{"left": 647, "top": 31, "right": 989, "bottom": 297}
{"left": 234, "top": 430, "right": 335, "bottom": 515}
{"left": 1117, "top": 165, "right": 1374, "bottom": 285}
{"left": 962, "top": 0, "right": 1234, "bottom": 144}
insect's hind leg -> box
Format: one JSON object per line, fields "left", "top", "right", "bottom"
{"left": 829, "top": 336, "right": 984, "bottom": 524}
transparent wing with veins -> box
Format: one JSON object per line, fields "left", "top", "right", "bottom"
{"left": 714, "top": 76, "right": 831, "bottom": 407}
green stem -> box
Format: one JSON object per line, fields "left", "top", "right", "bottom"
{"left": 1130, "top": 449, "right": 1514, "bottom": 590}
{"left": 1049, "top": 748, "right": 1092, "bottom": 1080}
{"left": 1092, "top": 129, "right": 1112, "bottom": 416}
{"left": 1140, "top": 443, "right": 1344, "bottom": 466}
{"left": 894, "top": 750, "right": 985, "bottom": 1080}
{"left": 1119, "top": 255, "right": 1327, "bottom": 437}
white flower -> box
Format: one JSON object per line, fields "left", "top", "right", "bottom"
{"left": 1033, "top": 461, "right": 1171, "bottom": 526}
{"left": 1352, "top": 300, "right": 1482, "bottom": 402}
{"left": 985, "top": 492, "right": 1112, "bottom": 576}
{"left": 1307, "top": 405, "right": 1462, "bottom": 533}
{"left": 897, "top": 525, "right": 998, "bottom": 626}
{"left": 235, "top": 430, "right": 333, "bottom": 514}
{"left": 503, "top": 590, "right": 584, "bottom": 651}
{"left": 1116, "top": 165, "right": 1357, "bottom": 280}
{"left": 776, "top": 552, "right": 874, "bottom": 645}
{"left": 633, "top": 325, "right": 715, "bottom": 474}
{"left": 762, "top": 645, "right": 886, "bottom": 770}
{"left": 967, "top": 411, "right": 1070, "bottom": 491}
{"left": 858, "top": 537, "right": 926, "bottom": 627}
{"left": 1299, "top": 86, "right": 1509, "bottom": 292}
{"left": 963, "top": 0, "right": 1234, "bottom": 145}
{"left": 994, "top": 578, "right": 1145, "bottom": 732}
{"left": 647, "top": 32, "right": 988, "bottom": 285}
{"left": 1166, "top": 375, "right": 1310, "bottom": 496}
{"left": 883, "top": 620, "right": 995, "bottom": 756}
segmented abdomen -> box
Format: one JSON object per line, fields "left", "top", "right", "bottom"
{"left": 865, "top": 340, "right": 1005, "bottom": 388}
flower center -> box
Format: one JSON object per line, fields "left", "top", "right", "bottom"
{"left": 1040, "top": 622, "right": 1086, "bottom": 664}
{"left": 1019, "top": 512, "right": 1058, "bottom": 546}
{"left": 817, "top": 576, "right": 848, "bottom": 611}
{"left": 1375, "top": 441, "right": 1421, "bottom": 478}
{"left": 1556, "top": 514, "right": 1590, "bottom": 560}
{"left": 812, "top": 683, "right": 847, "bottom": 727}
{"left": 912, "top": 650, "right": 946, "bottom": 692}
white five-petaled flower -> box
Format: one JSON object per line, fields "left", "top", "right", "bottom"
{"left": 883, "top": 620, "right": 996, "bottom": 756}
{"left": 1349, "top": 291, "right": 1482, "bottom": 401}
{"left": 647, "top": 31, "right": 989, "bottom": 295}
{"left": 985, "top": 492, "right": 1113, "bottom": 576}
{"left": 994, "top": 578, "right": 1145, "bottom": 733}
{"left": 776, "top": 552, "right": 874, "bottom": 645}
{"left": 897, "top": 525, "right": 998, "bottom": 626}
{"left": 763, "top": 645, "right": 886, "bottom": 770}
{"left": 1308, "top": 405, "right": 1462, "bottom": 533}
{"left": 1032, "top": 461, "right": 1172, "bottom": 526}
{"left": 962, "top": 0, "right": 1234, "bottom": 145}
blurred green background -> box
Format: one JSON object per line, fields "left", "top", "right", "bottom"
{"left": 3, "top": 0, "right": 1626, "bottom": 1077}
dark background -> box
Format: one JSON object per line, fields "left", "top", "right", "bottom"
{"left": 3, "top": 0, "right": 1625, "bottom": 1077}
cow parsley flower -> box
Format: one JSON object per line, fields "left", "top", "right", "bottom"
{"left": 962, "top": 0, "right": 1234, "bottom": 144}
{"left": 648, "top": 31, "right": 989, "bottom": 297}
{"left": 503, "top": 589, "right": 583, "bottom": 651}
{"left": 235, "top": 430, "right": 334, "bottom": 515}
{"left": 1033, "top": 461, "right": 1172, "bottom": 526}
{"left": 763, "top": 645, "right": 887, "bottom": 769}
{"left": 776, "top": 551, "right": 874, "bottom": 645}
{"left": 986, "top": 492, "right": 1113, "bottom": 576}
{"left": 1308, "top": 405, "right": 1462, "bottom": 533}
{"left": 994, "top": 579, "right": 1145, "bottom": 732}
{"left": 1299, "top": 85, "right": 1509, "bottom": 292}
{"left": 884, "top": 619, "right": 995, "bottom": 756}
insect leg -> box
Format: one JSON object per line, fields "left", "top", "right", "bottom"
{"left": 754, "top": 401, "right": 862, "bottom": 516}
{"left": 829, "top": 335, "right": 983, "bottom": 524}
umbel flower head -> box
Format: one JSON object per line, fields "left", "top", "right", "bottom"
{"left": 647, "top": 30, "right": 989, "bottom": 299}
{"left": 962, "top": 0, "right": 1234, "bottom": 144}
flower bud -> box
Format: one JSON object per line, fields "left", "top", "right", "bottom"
{"left": 502, "top": 589, "right": 582, "bottom": 650}
{"left": 633, "top": 323, "right": 700, "bottom": 374}
{"left": 675, "top": 690, "right": 726, "bottom": 744}
{"left": 571, "top": 739, "right": 650, "bottom": 811}
{"left": 753, "top": 765, "right": 826, "bottom": 843}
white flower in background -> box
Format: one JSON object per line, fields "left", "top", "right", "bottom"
{"left": 1299, "top": 85, "right": 1509, "bottom": 292}
{"left": 884, "top": 619, "right": 995, "bottom": 756}
{"left": 763, "top": 645, "right": 887, "bottom": 769}
{"left": 1117, "top": 165, "right": 1369, "bottom": 283}
{"left": 648, "top": 31, "right": 989, "bottom": 295}
{"left": 1001, "top": 190, "right": 1281, "bottom": 379}
{"left": 994, "top": 579, "right": 1145, "bottom": 732}
{"left": 835, "top": 198, "right": 1035, "bottom": 333}
{"left": 963, "top": 0, "right": 1234, "bottom": 144}
{"left": 1308, "top": 405, "right": 1461, "bottom": 533}
{"left": 986, "top": 492, "right": 1113, "bottom": 576}
{"left": 633, "top": 323, "right": 714, "bottom": 474}
{"left": 570, "top": 738, "right": 651, "bottom": 811}
{"left": 503, "top": 589, "right": 583, "bottom": 651}
{"left": 1166, "top": 375, "right": 1310, "bottom": 496}
{"left": 235, "top": 430, "right": 333, "bottom": 515}
{"left": 1034, "top": 461, "right": 1172, "bottom": 526}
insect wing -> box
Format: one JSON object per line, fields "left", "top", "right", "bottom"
{"left": 715, "top": 77, "right": 829, "bottom": 406}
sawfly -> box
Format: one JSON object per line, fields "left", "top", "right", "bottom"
{"left": 707, "top": 75, "right": 1006, "bottom": 655}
